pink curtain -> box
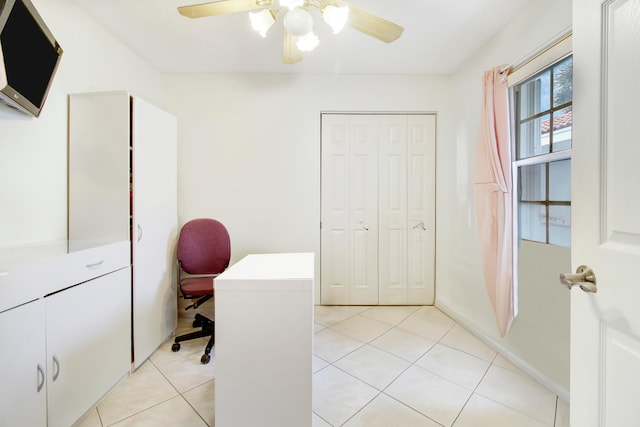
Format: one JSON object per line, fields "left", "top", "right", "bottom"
{"left": 474, "top": 65, "right": 515, "bottom": 337}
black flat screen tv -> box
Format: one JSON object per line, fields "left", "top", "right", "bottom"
{"left": 0, "top": 0, "right": 63, "bottom": 117}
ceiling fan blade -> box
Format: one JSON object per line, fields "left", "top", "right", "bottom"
{"left": 283, "top": 31, "right": 303, "bottom": 64}
{"left": 341, "top": 2, "right": 404, "bottom": 43}
{"left": 178, "top": 0, "right": 271, "bottom": 18}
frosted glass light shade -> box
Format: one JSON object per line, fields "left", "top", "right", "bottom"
{"left": 284, "top": 8, "right": 313, "bottom": 37}
{"left": 322, "top": 4, "right": 349, "bottom": 34}
{"left": 296, "top": 31, "right": 319, "bottom": 51}
{"left": 279, "top": 0, "right": 304, "bottom": 11}
{"left": 250, "top": 9, "right": 276, "bottom": 37}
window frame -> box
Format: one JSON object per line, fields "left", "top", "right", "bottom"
{"left": 511, "top": 54, "right": 573, "bottom": 247}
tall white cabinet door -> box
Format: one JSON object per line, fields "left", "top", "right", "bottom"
{"left": 68, "top": 92, "right": 130, "bottom": 252}
{"left": 349, "top": 116, "right": 379, "bottom": 305}
{"left": 378, "top": 115, "right": 409, "bottom": 304}
{"left": 46, "top": 268, "right": 131, "bottom": 427}
{"left": 406, "top": 115, "right": 436, "bottom": 304}
{"left": 0, "top": 299, "right": 47, "bottom": 427}
{"left": 131, "top": 98, "right": 178, "bottom": 369}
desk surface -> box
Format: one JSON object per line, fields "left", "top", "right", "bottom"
{"left": 216, "top": 252, "right": 314, "bottom": 290}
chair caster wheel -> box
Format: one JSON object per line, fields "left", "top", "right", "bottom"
{"left": 201, "top": 354, "right": 211, "bottom": 364}
{"left": 171, "top": 343, "right": 180, "bottom": 352}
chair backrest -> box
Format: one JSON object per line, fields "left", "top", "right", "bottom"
{"left": 177, "top": 218, "right": 230, "bottom": 275}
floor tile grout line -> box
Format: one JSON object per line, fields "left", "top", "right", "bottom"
{"left": 149, "top": 348, "right": 214, "bottom": 426}
{"left": 449, "top": 351, "right": 498, "bottom": 426}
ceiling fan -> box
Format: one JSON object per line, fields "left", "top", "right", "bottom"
{"left": 178, "top": 0, "right": 404, "bottom": 64}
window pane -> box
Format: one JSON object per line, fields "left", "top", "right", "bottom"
{"left": 519, "top": 70, "right": 551, "bottom": 118}
{"left": 520, "top": 164, "right": 546, "bottom": 201}
{"left": 552, "top": 107, "right": 572, "bottom": 152}
{"left": 549, "top": 159, "right": 571, "bottom": 201}
{"left": 549, "top": 205, "right": 571, "bottom": 247}
{"left": 553, "top": 57, "right": 573, "bottom": 107}
{"left": 519, "top": 202, "right": 547, "bottom": 243}
{"left": 519, "top": 114, "right": 551, "bottom": 159}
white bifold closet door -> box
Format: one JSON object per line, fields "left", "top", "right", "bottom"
{"left": 321, "top": 113, "right": 435, "bottom": 305}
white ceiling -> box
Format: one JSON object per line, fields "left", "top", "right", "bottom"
{"left": 68, "top": 0, "right": 531, "bottom": 74}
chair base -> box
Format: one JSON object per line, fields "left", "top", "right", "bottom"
{"left": 172, "top": 313, "right": 215, "bottom": 364}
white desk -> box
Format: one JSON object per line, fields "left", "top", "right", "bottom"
{"left": 214, "top": 252, "right": 314, "bottom": 427}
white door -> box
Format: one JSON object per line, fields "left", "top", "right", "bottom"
{"left": 131, "top": 98, "right": 178, "bottom": 369}
{"left": 321, "top": 113, "right": 435, "bottom": 305}
{"left": 571, "top": 0, "right": 640, "bottom": 425}
{"left": 378, "top": 115, "right": 435, "bottom": 305}
{"left": 321, "top": 114, "right": 379, "bottom": 305}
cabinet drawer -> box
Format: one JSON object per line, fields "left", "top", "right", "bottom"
{"left": 43, "top": 240, "right": 130, "bottom": 296}
{"left": 0, "top": 243, "right": 67, "bottom": 313}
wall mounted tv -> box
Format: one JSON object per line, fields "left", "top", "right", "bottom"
{"left": 0, "top": 0, "right": 63, "bottom": 117}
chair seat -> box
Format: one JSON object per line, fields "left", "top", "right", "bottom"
{"left": 181, "top": 276, "right": 214, "bottom": 297}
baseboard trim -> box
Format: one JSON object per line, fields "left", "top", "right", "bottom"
{"left": 436, "top": 301, "right": 569, "bottom": 403}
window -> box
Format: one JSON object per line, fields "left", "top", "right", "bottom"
{"left": 513, "top": 55, "right": 572, "bottom": 247}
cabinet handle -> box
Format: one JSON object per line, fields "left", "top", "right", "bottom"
{"left": 137, "top": 224, "right": 143, "bottom": 242}
{"left": 85, "top": 260, "right": 104, "bottom": 269}
{"left": 37, "top": 364, "right": 45, "bottom": 392}
{"left": 52, "top": 356, "right": 60, "bottom": 382}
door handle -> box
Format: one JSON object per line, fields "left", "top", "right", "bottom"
{"left": 413, "top": 222, "right": 426, "bottom": 231}
{"left": 52, "top": 355, "right": 60, "bottom": 382}
{"left": 359, "top": 219, "right": 369, "bottom": 231}
{"left": 37, "top": 364, "right": 45, "bottom": 392}
{"left": 560, "top": 265, "right": 597, "bottom": 293}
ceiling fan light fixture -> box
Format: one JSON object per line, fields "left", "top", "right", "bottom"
{"left": 284, "top": 7, "right": 313, "bottom": 37}
{"left": 279, "top": 0, "right": 305, "bottom": 11}
{"left": 322, "top": 4, "right": 349, "bottom": 34}
{"left": 296, "top": 31, "right": 319, "bottom": 51}
{"left": 249, "top": 9, "right": 276, "bottom": 37}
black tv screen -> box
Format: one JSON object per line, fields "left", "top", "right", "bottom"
{"left": 0, "top": 0, "right": 63, "bottom": 117}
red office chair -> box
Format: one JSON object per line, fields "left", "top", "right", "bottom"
{"left": 171, "top": 218, "right": 230, "bottom": 364}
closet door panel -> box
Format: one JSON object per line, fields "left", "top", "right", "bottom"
{"left": 348, "top": 116, "right": 379, "bottom": 304}
{"left": 379, "top": 116, "right": 408, "bottom": 304}
{"left": 407, "top": 115, "right": 436, "bottom": 304}
{"left": 321, "top": 115, "right": 351, "bottom": 304}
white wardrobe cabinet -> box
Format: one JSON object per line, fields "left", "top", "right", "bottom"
{"left": 68, "top": 91, "right": 178, "bottom": 370}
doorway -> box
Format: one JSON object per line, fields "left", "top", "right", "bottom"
{"left": 320, "top": 113, "right": 436, "bottom": 305}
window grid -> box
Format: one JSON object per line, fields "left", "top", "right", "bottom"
{"left": 513, "top": 55, "right": 572, "bottom": 247}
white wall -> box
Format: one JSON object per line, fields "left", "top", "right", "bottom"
{"left": 437, "top": 0, "right": 572, "bottom": 398}
{"left": 0, "top": 0, "right": 163, "bottom": 248}
{"left": 162, "top": 73, "right": 453, "bottom": 303}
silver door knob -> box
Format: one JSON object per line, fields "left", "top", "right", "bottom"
{"left": 560, "top": 265, "right": 597, "bottom": 293}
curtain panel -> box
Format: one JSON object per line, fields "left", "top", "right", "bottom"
{"left": 474, "top": 65, "right": 516, "bottom": 337}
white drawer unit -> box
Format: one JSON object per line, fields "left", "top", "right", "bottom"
{"left": 0, "top": 243, "right": 131, "bottom": 427}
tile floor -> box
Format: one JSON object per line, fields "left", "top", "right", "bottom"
{"left": 77, "top": 305, "right": 569, "bottom": 427}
